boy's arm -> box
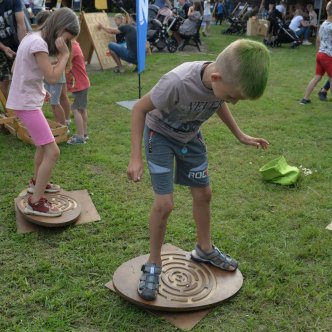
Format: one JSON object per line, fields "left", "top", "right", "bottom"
{"left": 127, "top": 92, "right": 155, "bottom": 182}
{"left": 217, "top": 103, "right": 269, "bottom": 149}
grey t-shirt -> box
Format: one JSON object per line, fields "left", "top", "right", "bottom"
{"left": 146, "top": 61, "right": 224, "bottom": 143}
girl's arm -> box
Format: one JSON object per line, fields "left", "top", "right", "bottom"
{"left": 127, "top": 93, "right": 155, "bottom": 182}
{"left": 217, "top": 103, "right": 269, "bottom": 149}
{"left": 35, "top": 36, "right": 69, "bottom": 84}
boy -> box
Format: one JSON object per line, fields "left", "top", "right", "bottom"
{"left": 66, "top": 39, "right": 90, "bottom": 144}
{"left": 127, "top": 39, "right": 270, "bottom": 301}
{"left": 300, "top": 1, "right": 332, "bottom": 105}
{"left": 97, "top": 14, "right": 137, "bottom": 73}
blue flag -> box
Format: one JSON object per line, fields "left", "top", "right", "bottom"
{"left": 136, "top": 0, "right": 148, "bottom": 74}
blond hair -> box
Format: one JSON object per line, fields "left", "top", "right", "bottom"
{"left": 114, "top": 13, "right": 125, "bottom": 23}
{"left": 215, "top": 39, "right": 270, "bottom": 100}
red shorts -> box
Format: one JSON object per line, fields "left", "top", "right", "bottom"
{"left": 316, "top": 52, "right": 332, "bottom": 77}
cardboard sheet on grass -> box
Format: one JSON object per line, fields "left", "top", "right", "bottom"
{"left": 326, "top": 221, "right": 332, "bottom": 231}
{"left": 77, "top": 12, "right": 117, "bottom": 70}
{"left": 106, "top": 243, "right": 217, "bottom": 331}
{"left": 15, "top": 189, "right": 100, "bottom": 233}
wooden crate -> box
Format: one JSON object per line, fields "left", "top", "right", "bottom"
{"left": 4, "top": 118, "right": 68, "bottom": 144}
{"left": 0, "top": 89, "right": 68, "bottom": 144}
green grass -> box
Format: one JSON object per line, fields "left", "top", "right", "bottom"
{"left": 1, "top": 24, "right": 332, "bottom": 331}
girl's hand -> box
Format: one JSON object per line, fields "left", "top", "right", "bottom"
{"left": 239, "top": 134, "right": 269, "bottom": 150}
{"left": 55, "top": 36, "right": 69, "bottom": 57}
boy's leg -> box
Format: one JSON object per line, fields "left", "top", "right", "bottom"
{"left": 80, "top": 108, "right": 88, "bottom": 136}
{"left": 147, "top": 193, "right": 174, "bottom": 266}
{"left": 72, "top": 109, "right": 84, "bottom": 137}
{"left": 303, "top": 75, "right": 322, "bottom": 100}
{"left": 191, "top": 186, "right": 212, "bottom": 253}
{"left": 138, "top": 127, "right": 174, "bottom": 301}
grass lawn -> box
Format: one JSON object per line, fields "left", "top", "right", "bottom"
{"left": 0, "top": 23, "right": 331, "bottom": 331}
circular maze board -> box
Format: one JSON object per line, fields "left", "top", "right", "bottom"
{"left": 112, "top": 250, "right": 243, "bottom": 312}
{"left": 16, "top": 192, "right": 81, "bottom": 227}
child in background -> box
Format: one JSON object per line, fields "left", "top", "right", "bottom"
{"left": 35, "top": 10, "right": 72, "bottom": 128}
{"left": 127, "top": 39, "right": 270, "bottom": 301}
{"left": 6, "top": 8, "right": 80, "bottom": 217}
{"left": 66, "top": 39, "right": 90, "bottom": 144}
{"left": 300, "top": 2, "right": 332, "bottom": 104}
{"left": 202, "top": 0, "right": 212, "bottom": 36}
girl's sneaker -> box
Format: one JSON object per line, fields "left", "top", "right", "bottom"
{"left": 24, "top": 196, "right": 62, "bottom": 217}
{"left": 67, "top": 135, "right": 86, "bottom": 145}
{"left": 84, "top": 134, "right": 89, "bottom": 141}
{"left": 27, "top": 178, "right": 60, "bottom": 194}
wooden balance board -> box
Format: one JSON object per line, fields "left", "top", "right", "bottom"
{"left": 16, "top": 190, "right": 81, "bottom": 227}
{"left": 112, "top": 249, "right": 243, "bottom": 312}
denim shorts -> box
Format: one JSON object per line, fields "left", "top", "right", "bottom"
{"left": 108, "top": 42, "right": 137, "bottom": 65}
{"left": 44, "top": 82, "right": 63, "bottom": 105}
{"left": 144, "top": 126, "right": 210, "bottom": 195}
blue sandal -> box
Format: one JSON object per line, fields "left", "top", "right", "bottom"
{"left": 191, "top": 244, "right": 238, "bottom": 272}
{"left": 137, "top": 263, "right": 162, "bottom": 301}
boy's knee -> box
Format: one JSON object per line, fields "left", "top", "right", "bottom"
{"left": 193, "top": 186, "right": 212, "bottom": 203}
{"left": 154, "top": 197, "right": 174, "bottom": 217}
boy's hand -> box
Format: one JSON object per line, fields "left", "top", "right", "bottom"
{"left": 127, "top": 158, "right": 144, "bottom": 182}
{"left": 96, "top": 23, "right": 103, "bottom": 30}
{"left": 239, "top": 134, "right": 269, "bottom": 150}
{"left": 55, "top": 36, "right": 69, "bottom": 57}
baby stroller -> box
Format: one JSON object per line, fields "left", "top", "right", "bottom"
{"left": 265, "top": 18, "right": 302, "bottom": 48}
{"left": 223, "top": 2, "right": 249, "bottom": 35}
{"left": 147, "top": 8, "right": 178, "bottom": 53}
{"left": 148, "top": 4, "right": 160, "bottom": 30}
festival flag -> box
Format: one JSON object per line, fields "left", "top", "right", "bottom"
{"left": 136, "top": 0, "right": 148, "bottom": 74}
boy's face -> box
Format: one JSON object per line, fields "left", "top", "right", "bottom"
{"left": 211, "top": 73, "right": 246, "bottom": 104}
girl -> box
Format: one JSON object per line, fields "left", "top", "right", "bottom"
{"left": 6, "top": 8, "right": 80, "bottom": 217}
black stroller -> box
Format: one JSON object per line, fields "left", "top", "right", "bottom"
{"left": 264, "top": 18, "right": 302, "bottom": 48}
{"left": 147, "top": 7, "right": 179, "bottom": 53}
{"left": 223, "top": 2, "right": 249, "bottom": 35}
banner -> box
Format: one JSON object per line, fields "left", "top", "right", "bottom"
{"left": 136, "top": 0, "right": 148, "bottom": 74}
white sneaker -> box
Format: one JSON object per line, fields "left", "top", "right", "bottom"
{"left": 302, "top": 40, "right": 312, "bottom": 46}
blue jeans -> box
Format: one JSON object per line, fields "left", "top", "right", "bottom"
{"left": 108, "top": 43, "right": 137, "bottom": 65}
{"left": 295, "top": 27, "right": 310, "bottom": 41}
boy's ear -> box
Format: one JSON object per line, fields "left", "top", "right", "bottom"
{"left": 210, "top": 72, "right": 222, "bottom": 82}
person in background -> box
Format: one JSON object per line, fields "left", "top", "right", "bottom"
{"left": 0, "top": 0, "right": 27, "bottom": 98}
{"left": 300, "top": 1, "right": 332, "bottom": 104}
{"left": 213, "top": 0, "right": 224, "bottom": 25}
{"left": 289, "top": 9, "right": 312, "bottom": 45}
{"left": 307, "top": 3, "right": 318, "bottom": 35}
{"left": 178, "top": 0, "right": 190, "bottom": 19}
{"left": 97, "top": 17, "right": 137, "bottom": 73}
{"left": 202, "top": 0, "right": 212, "bottom": 36}
{"left": 276, "top": 0, "right": 286, "bottom": 19}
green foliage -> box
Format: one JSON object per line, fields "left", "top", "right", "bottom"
{"left": 0, "top": 25, "right": 332, "bottom": 331}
